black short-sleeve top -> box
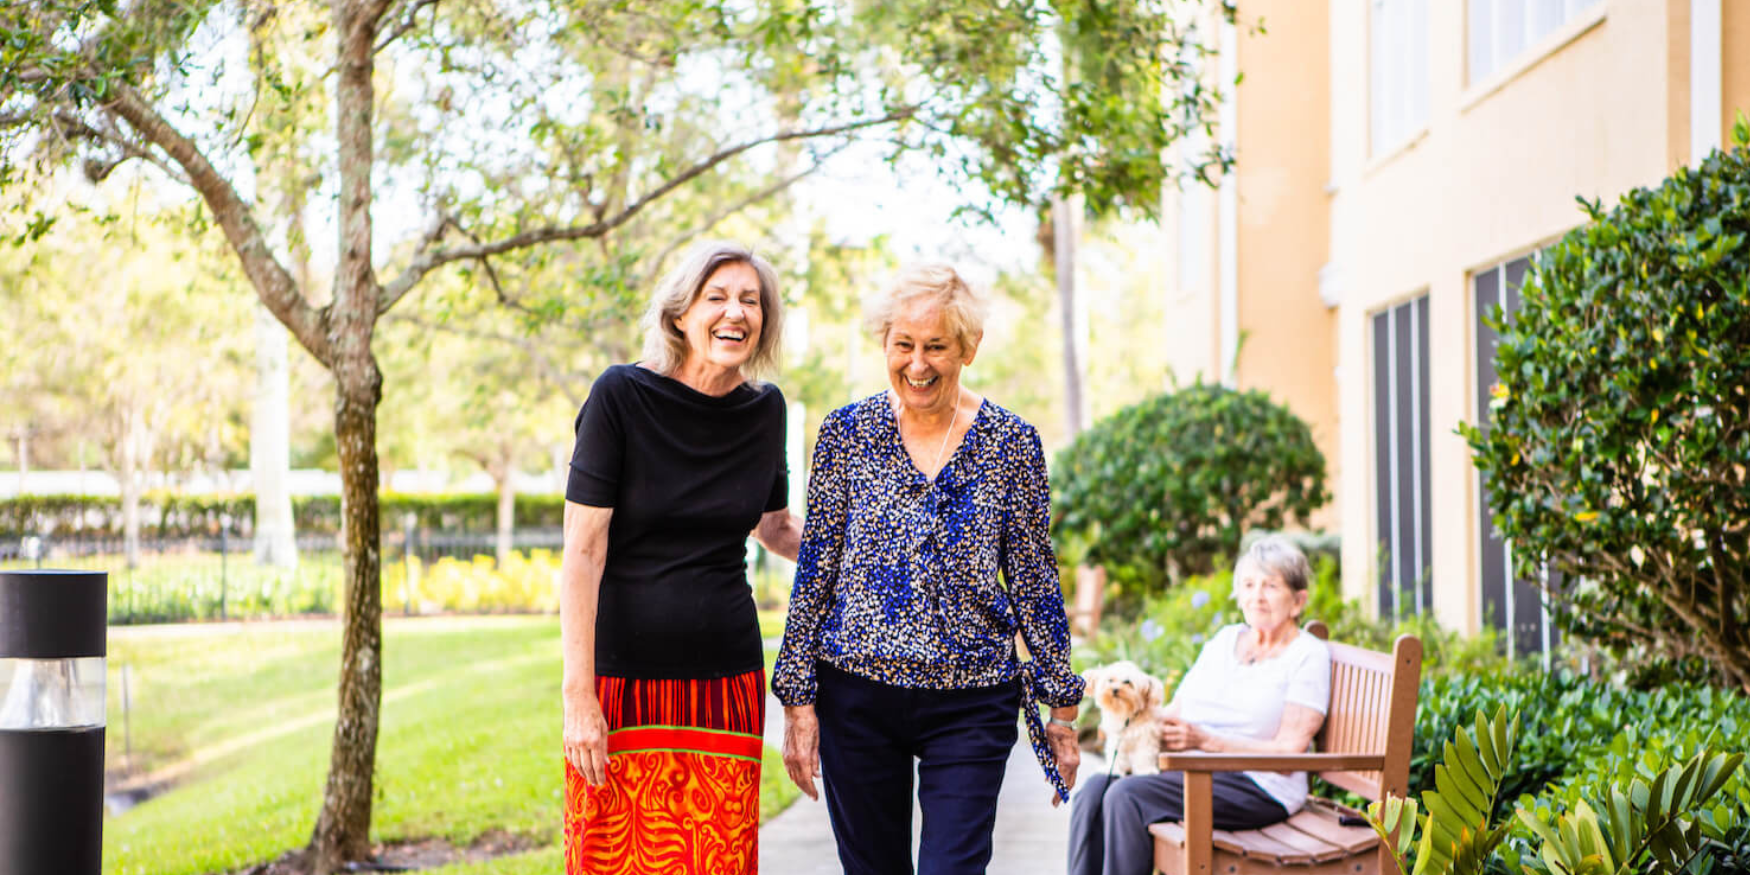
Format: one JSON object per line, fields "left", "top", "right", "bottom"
{"left": 566, "top": 363, "right": 788, "bottom": 679}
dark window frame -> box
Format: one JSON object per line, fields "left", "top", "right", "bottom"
{"left": 1372, "top": 294, "right": 1433, "bottom": 622}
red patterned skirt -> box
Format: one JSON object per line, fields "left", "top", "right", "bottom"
{"left": 564, "top": 669, "right": 765, "bottom": 874}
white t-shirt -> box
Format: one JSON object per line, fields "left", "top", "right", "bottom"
{"left": 1170, "top": 623, "right": 1332, "bottom": 813}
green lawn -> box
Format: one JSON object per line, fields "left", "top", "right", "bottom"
{"left": 103, "top": 616, "right": 798, "bottom": 875}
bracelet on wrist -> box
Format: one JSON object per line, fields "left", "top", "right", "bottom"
{"left": 1047, "top": 716, "right": 1077, "bottom": 730}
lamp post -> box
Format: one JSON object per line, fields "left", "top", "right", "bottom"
{"left": 0, "top": 570, "right": 107, "bottom": 875}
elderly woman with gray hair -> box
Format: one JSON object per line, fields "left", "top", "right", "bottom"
{"left": 773, "top": 263, "right": 1085, "bottom": 875}
{"left": 1068, "top": 535, "right": 1333, "bottom": 875}
{"left": 559, "top": 241, "right": 801, "bottom": 874}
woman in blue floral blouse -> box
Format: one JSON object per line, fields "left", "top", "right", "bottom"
{"left": 773, "top": 263, "right": 1084, "bottom": 874}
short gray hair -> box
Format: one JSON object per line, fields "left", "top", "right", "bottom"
{"left": 1234, "top": 534, "right": 1312, "bottom": 594}
{"left": 640, "top": 241, "right": 784, "bottom": 381}
{"left": 863, "top": 263, "right": 987, "bottom": 352}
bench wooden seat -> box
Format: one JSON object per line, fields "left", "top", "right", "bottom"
{"left": 1149, "top": 623, "right": 1424, "bottom": 875}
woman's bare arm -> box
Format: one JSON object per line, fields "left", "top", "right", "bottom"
{"left": 1161, "top": 702, "right": 1325, "bottom": 754}
{"left": 752, "top": 508, "right": 801, "bottom": 562}
{"left": 561, "top": 500, "right": 614, "bottom": 784}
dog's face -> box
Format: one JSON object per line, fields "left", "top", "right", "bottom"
{"left": 1084, "top": 660, "right": 1164, "bottom": 720}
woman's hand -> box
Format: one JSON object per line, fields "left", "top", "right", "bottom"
{"left": 783, "top": 705, "right": 823, "bottom": 801}
{"left": 563, "top": 689, "right": 611, "bottom": 786}
{"left": 1160, "top": 717, "right": 1210, "bottom": 752}
{"left": 1045, "top": 709, "right": 1081, "bottom": 807}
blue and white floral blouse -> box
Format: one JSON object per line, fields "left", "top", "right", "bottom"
{"left": 773, "top": 393, "right": 1084, "bottom": 798}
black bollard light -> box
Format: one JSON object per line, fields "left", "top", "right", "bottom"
{"left": 0, "top": 570, "right": 107, "bottom": 875}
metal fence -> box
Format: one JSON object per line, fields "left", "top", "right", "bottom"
{"left": 0, "top": 527, "right": 564, "bottom": 625}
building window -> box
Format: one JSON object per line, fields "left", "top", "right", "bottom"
{"left": 1473, "top": 256, "right": 1562, "bottom": 658}
{"left": 1469, "top": 0, "right": 1604, "bottom": 84}
{"left": 1371, "top": 0, "right": 1430, "bottom": 155}
{"left": 1372, "top": 295, "right": 1432, "bottom": 621}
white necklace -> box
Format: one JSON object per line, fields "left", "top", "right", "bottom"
{"left": 896, "top": 394, "right": 959, "bottom": 476}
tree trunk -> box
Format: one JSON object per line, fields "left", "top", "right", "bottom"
{"left": 494, "top": 463, "right": 515, "bottom": 570}
{"left": 252, "top": 302, "right": 299, "bottom": 568}
{"left": 119, "top": 406, "right": 143, "bottom": 569}
{"left": 307, "top": 374, "right": 383, "bottom": 874}
{"left": 307, "top": 2, "right": 388, "bottom": 871}
{"left": 1053, "top": 193, "right": 1086, "bottom": 438}
{"left": 14, "top": 429, "right": 26, "bottom": 495}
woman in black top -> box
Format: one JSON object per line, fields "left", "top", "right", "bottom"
{"left": 560, "top": 241, "right": 800, "bottom": 875}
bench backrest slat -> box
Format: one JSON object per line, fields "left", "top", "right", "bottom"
{"left": 1303, "top": 623, "right": 1424, "bottom": 802}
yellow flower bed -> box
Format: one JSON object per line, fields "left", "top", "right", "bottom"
{"left": 380, "top": 549, "right": 561, "bottom": 614}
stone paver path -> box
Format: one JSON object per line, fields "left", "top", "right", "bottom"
{"left": 759, "top": 695, "right": 1080, "bottom": 874}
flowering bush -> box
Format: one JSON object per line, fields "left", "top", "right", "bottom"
{"left": 381, "top": 549, "right": 561, "bottom": 615}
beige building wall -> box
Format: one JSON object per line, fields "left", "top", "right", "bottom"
{"left": 1157, "top": 1, "right": 1749, "bottom": 622}
{"left": 1318, "top": 0, "right": 1748, "bottom": 630}
{"left": 1157, "top": 180, "right": 1222, "bottom": 389}
{"left": 1233, "top": 0, "right": 1340, "bottom": 532}
{"left": 1727, "top": 2, "right": 1750, "bottom": 139}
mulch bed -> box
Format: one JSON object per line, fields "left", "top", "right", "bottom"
{"left": 224, "top": 831, "right": 542, "bottom": 874}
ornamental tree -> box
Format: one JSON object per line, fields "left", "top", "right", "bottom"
{"left": 1462, "top": 121, "right": 1750, "bottom": 694}
{"left": 2, "top": 1, "right": 1241, "bottom": 870}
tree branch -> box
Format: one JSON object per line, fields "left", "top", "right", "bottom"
{"left": 104, "top": 85, "right": 332, "bottom": 367}
{"left": 377, "top": 108, "right": 917, "bottom": 314}
{"left": 374, "top": 0, "right": 441, "bottom": 53}
{"left": 645, "top": 144, "right": 844, "bottom": 280}
{"left": 385, "top": 312, "right": 587, "bottom": 409}
{"left": 48, "top": 111, "right": 190, "bottom": 185}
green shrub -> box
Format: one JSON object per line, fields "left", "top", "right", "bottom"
{"left": 1461, "top": 122, "right": 1750, "bottom": 694}
{"left": 1405, "top": 670, "right": 1750, "bottom": 873}
{"left": 1368, "top": 707, "right": 1744, "bottom": 875}
{"left": 1052, "top": 381, "right": 1329, "bottom": 584}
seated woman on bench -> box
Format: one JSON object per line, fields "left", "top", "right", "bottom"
{"left": 1068, "top": 535, "right": 1333, "bottom": 875}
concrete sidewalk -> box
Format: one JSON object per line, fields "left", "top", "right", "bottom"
{"left": 759, "top": 695, "right": 1078, "bottom": 874}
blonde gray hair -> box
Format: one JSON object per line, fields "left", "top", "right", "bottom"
{"left": 640, "top": 241, "right": 784, "bottom": 381}
{"left": 1235, "top": 535, "right": 1313, "bottom": 595}
{"left": 863, "top": 263, "right": 988, "bottom": 352}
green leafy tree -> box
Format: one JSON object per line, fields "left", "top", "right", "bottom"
{"left": 2, "top": 1, "right": 1240, "bottom": 868}
{"left": 0, "top": 206, "right": 251, "bottom": 564}
{"left": 1460, "top": 122, "right": 1750, "bottom": 695}
{"left": 1052, "top": 381, "right": 1329, "bottom": 581}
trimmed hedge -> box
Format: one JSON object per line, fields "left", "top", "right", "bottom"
{"left": 1052, "top": 382, "right": 1329, "bottom": 583}
{"left": 0, "top": 492, "right": 565, "bottom": 539}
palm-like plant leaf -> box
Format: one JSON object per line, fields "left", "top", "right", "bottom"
{"left": 1367, "top": 706, "right": 1518, "bottom": 875}
{"left": 1517, "top": 751, "right": 1743, "bottom": 875}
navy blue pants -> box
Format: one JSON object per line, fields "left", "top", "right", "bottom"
{"left": 815, "top": 662, "right": 1020, "bottom": 875}
{"left": 1067, "top": 770, "right": 1289, "bottom": 875}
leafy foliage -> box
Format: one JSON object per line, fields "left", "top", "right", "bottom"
{"left": 1369, "top": 708, "right": 1518, "bottom": 875}
{"left": 1460, "top": 126, "right": 1750, "bottom": 693}
{"left": 1052, "top": 381, "right": 1329, "bottom": 580}
{"left": 1370, "top": 708, "right": 1744, "bottom": 875}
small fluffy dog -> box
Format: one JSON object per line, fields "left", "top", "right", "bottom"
{"left": 1084, "top": 660, "right": 1166, "bottom": 776}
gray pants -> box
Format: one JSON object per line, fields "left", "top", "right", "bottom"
{"left": 1067, "top": 771, "right": 1290, "bottom": 875}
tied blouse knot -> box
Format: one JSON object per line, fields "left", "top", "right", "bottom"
{"left": 773, "top": 394, "right": 1084, "bottom": 798}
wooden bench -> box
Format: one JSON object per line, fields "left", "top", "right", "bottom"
{"left": 1149, "top": 623, "right": 1423, "bottom": 875}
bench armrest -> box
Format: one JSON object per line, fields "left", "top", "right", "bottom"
{"left": 1158, "top": 751, "right": 1386, "bottom": 772}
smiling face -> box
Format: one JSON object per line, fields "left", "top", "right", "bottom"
{"left": 674, "top": 261, "right": 764, "bottom": 376}
{"left": 884, "top": 298, "right": 979, "bottom": 417}
{"left": 1232, "top": 560, "right": 1308, "bottom": 635}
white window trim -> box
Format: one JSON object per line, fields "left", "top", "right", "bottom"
{"left": 1364, "top": 128, "right": 1430, "bottom": 180}
{"left": 1461, "top": 1, "right": 1608, "bottom": 112}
